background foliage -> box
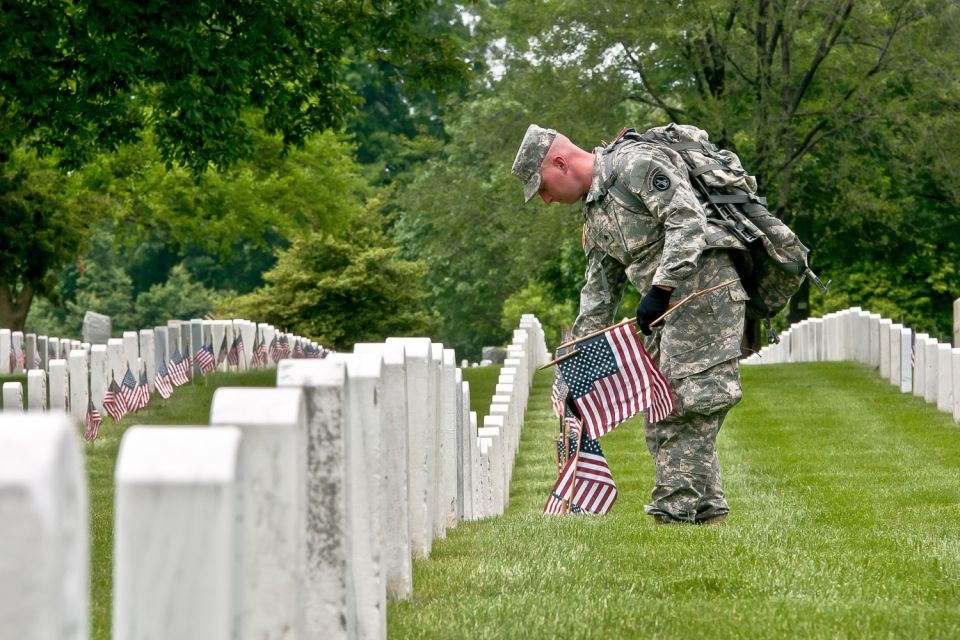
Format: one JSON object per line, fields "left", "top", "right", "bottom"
{"left": 3, "top": 1, "right": 958, "bottom": 359}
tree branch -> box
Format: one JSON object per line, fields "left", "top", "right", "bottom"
{"left": 618, "top": 42, "right": 687, "bottom": 122}
{"left": 787, "top": 0, "right": 854, "bottom": 119}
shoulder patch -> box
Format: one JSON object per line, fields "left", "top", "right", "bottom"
{"left": 648, "top": 167, "right": 671, "bottom": 192}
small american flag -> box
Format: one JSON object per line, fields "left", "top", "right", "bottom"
{"left": 170, "top": 349, "right": 191, "bottom": 386}
{"left": 268, "top": 335, "right": 281, "bottom": 363}
{"left": 292, "top": 339, "right": 304, "bottom": 359}
{"left": 550, "top": 369, "right": 568, "bottom": 419}
{"left": 216, "top": 334, "right": 229, "bottom": 366}
{"left": 134, "top": 367, "right": 151, "bottom": 411}
{"left": 227, "top": 334, "right": 242, "bottom": 366}
{"left": 102, "top": 379, "right": 127, "bottom": 423}
{"left": 84, "top": 399, "right": 102, "bottom": 443}
{"left": 278, "top": 335, "right": 291, "bottom": 360}
{"left": 194, "top": 343, "right": 216, "bottom": 375}
{"left": 33, "top": 350, "right": 41, "bottom": 369}
{"left": 154, "top": 360, "right": 174, "bottom": 399}
{"left": 557, "top": 322, "right": 673, "bottom": 440}
{"left": 8, "top": 347, "right": 15, "bottom": 372}
{"left": 119, "top": 367, "right": 139, "bottom": 412}
{"left": 251, "top": 332, "right": 268, "bottom": 368}
{"left": 544, "top": 434, "right": 618, "bottom": 516}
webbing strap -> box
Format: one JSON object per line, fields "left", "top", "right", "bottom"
{"left": 708, "top": 193, "right": 768, "bottom": 206}
{"left": 689, "top": 163, "right": 726, "bottom": 177}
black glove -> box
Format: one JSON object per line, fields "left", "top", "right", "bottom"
{"left": 635, "top": 286, "right": 672, "bottom": 335}
{"left": 564, "top": 395, "right": 582, "bottom": 421}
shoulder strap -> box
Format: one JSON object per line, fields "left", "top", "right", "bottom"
{"left": 597, "top": 130, "right": 647, "bottom": 212}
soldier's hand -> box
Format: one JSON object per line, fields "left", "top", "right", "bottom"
{"left": 636, "top": 286, "right": 673, "bottom": 335}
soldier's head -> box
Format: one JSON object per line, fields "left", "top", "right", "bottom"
{"left": 511, "top": 124, "right": 593, "bottom": 205}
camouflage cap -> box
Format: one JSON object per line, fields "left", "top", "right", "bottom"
{"left": 512, "top": 124, "right": 557, "bottom": 202}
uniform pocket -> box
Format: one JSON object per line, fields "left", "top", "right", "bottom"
{"left": 659, "top": 283, "right": 744, "bottom": 379}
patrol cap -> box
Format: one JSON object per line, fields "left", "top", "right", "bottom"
{"left": 511, "top": 124, "right": 557, "bottom": 202}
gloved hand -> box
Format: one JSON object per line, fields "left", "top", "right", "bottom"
{"left": 635, "top": 286, "right": 672, "bottom": 335}
{"left": 564, "top": 395, "right": 583, "bottom": 421}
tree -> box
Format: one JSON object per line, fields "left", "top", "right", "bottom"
{"left": 224, "top": 220, "right": 438, "bottom": 350}
{"left": 0, "top": 0, "right": 469, "bottom": 330}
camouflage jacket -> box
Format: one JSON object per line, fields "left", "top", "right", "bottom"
{"left": 572, "top": 138, "right": 748, "bottom": 376}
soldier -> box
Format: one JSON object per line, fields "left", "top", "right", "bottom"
{"left": 512, "top": 124, "right": 748, "bottom": 525}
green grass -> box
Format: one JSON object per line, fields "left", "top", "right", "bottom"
{"left": 462, "top": 364, "right": 502, "bottom": 424}
{"left": 388, "top": 362, "right": 960, "bottom": 639}
{"left": 86, "top": 369, "right": 276, "bottom": 640}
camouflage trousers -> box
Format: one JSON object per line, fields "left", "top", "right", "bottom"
{"left": 643, "top": 359, "right": 742, "bottom": 522}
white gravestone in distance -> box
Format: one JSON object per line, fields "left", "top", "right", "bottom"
{"left": 429, "top": 343, "right": 446, "bottom": 541}
{"left": 27, "top": 370, "right": 47, "bottom": 411}
{"left": 210, "top": 388, "right": 308, "bottom": 640}
{"left": 0, "top": 329, "right": 12, "bottom": 375}
{"left": 68, "top": 351, "right": 88, "bottom": 423}
{"left": 48, "top": 360, "right": 69, "bottom": 413}
{"left": 936, "top": 344, "right": 953, "bottom": 413}
{"left": 441, "top": 348, "right": 459, "bottom": 528}
{"left": 0, "top": 412, "right": 88, "bottom": 640}
{"left": 478, "top": 418, "right": 504, "bottom": 516}
{"left": 113, "top": 427, "right": 242, "bottom": 640}
{"left": 89, "top": 346, "right": 109, "bottom": 411}
{"left": 122, "top": 331, "right": 139, "bottom": 378}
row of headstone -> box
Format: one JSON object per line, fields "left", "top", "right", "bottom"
{"left": 0, "top": 315, "right": 549, "bottom": 640}
{"left": 743, "top": 305, "right": 960, "bottom": 423}
{"left": 0, "top": 328, "right": 84, "bottom": 376}
{"left": 0, "top": 320, "right": 323, "bottom": 419}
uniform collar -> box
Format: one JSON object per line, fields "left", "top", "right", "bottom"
{"left": 583, "top": 148, "right": 606, "bottom": 206}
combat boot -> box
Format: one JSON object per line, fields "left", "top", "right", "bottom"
{"left": 697, "top": 513, "right": 728, "bottom": 526}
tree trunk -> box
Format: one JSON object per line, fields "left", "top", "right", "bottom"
{"left": 0, "top": 280, "right": 34, "bottom": 331}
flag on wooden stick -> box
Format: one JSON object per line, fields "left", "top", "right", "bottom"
{"left": 556, "top": 322, "right": 673, "bottom": 440}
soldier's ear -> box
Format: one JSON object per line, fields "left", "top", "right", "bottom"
{"left": 552, "top": 155, "right": 568, "bottom": 172}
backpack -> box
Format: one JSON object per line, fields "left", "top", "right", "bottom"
{"left": 600, "top": 123, "right": 828, "bottom": 343}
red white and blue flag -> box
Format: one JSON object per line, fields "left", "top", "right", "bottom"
{"left": 251, "top": 332, "right": 268, "bottom": 368}
{"left": 102, "top": 378, "right": 127, "bottom": 423}
{"left": 119, "top": 367, "right": 139, "bottom": 412}
{"left": 544, "top": 432, "right": 618, "bottom": 516}
{"left": 556, "top": 323, "right": 673, "bottom": 439}
{"left": 194, "top": 343, "right": 216, "bottom": 375}
{"left": 134, "top": 367, "right": 151, "bottom": 411}
{"left": 170, "top": 349, "right": 190, "bottom": 386}
{"left": 84, "top": 399, "right": 102, "bottom": 443}
{"left": 154, "top": 360, "right": 174, "bottom": 399}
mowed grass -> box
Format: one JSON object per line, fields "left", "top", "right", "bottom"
{"left": 388, "top": 362, "right": 960, "bottom": 639}
{"left": 462, "top": 364, "right": 502, "bottom": 424}
{"left": 85, "top": 369, "right": 276, "bottom": 640}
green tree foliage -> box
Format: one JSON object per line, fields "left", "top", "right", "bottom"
{"left": 225, "top": 221, "right": 438, "bottom": 350}
{"left": 397, "top": 0, "right": 960, "bottom": 354}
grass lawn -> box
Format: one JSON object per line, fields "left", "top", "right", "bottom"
{"left": 462, "top": 364, "right": 502, "bottom": 425}
{"left": 388, "top": 362, "right": 960, "bottom": 639}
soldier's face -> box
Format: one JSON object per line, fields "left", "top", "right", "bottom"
{"left": 537, "top": 156, "right": 582, "bottom": 205}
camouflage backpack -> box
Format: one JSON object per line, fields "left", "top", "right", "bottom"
{"left": 601, "top": 123, "right": 828, "bottom": 343}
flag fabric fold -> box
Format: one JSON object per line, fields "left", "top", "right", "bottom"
{"left": 544, "top": 423, "right": 617, "bottom": 516}
{"left": 85, "top": 399, "right": 102, "bottom": 443}
{"left": 154, "top": 360, "right": 174, "bottom": 399}
{"left": 194, "top": 343, "right": 216, "bottom": 376}
{"left": 556, "top": 322, "right": 673, "bottom": 440}
{"left": 170, "top": 349, "right": 191, "bottom": 386}
{"left": 102, "top": 379, "right": 127, "bottom": 423}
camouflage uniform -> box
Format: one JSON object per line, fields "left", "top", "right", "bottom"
{"left": 574, "top": 137, "right": 748, "bottom": 523}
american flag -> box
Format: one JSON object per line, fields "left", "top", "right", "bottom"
{"left": 544, "top": 434, "right": 618, "bottom": 516}
{"left": 154, "top": 360, "right": 174, "bottom": 399}
{"left": 227, "top": 333, "right": 242, "bottom": 366}
{"left": 268, "top": 335, "right": 282, "bottom": 363}
{"left": 910, "top": 332, "right": 916, "bottom": 371}
{"left": 33, "top": 350, "right": 41, "bottom": 369}
{"left": 292, "top": 339, "right": 304, "bottom": 359}
{"left": 102, "top": 378, "right": 127, "bottom": 423}
{"left": 119, "top": 367, "right": 139, "bottom": 412}
{"left": 216, "top": 334, "right": 229, "bottom": 366}
{"left": 134, "top": 367, "right": 151, "bottom": 411}
{"left": 551, "top": 369, "right": 568, "bottom": 418}
{"left": 194, "top": 342, "right": 216, "bottom": 375}
{"left": 556, "top": 322, "right": 673, "bottom": 440}
{"left": 170, "top": 349, "right": 191, "bottom": 386}
{"left": 251, "top": 332, "right": 268, "bottom": 368}
{"left": 84, "top": 399, "right": 102, "bottom": 443}
{"left": 8, "top": 347, "right": 14, "bottom": 373}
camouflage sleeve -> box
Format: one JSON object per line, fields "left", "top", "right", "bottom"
{"left": 617, "top": 147, "right": 707, "bottom": 289}
{"left": 572, "top": 247, "right": 627, "bottom": 338}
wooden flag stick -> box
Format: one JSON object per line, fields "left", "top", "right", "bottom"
{"left": 565, "top": 422, "right": 587, "bottom": 514}
{"left": 541, "top": 278, "right": 741, "bottom": 370}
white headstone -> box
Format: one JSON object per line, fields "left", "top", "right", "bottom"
{"left": 478, "top": 419, "right": 504, "bottom": 515}
{"left": 913, "top": 333, "right": 928, "bottom": 398}
{"left": 89, "top": 346, "right": 109, "bottom": 411}
{"left": 0, "top": 329, "right": 10, "bottom": 375}
{"left": 68, "top": 351, "right": 88, "bottom": 423}
{"left": 867, "top": 313, "right": 881, "bottom": 368}
{"left": 24, "top": 334, "right": 37, "bottom": 372}
{"left": 953, "top": 348, "right": 960, "bottom": 423}
{"left": 11, "top": 332, "right": 24, "bottom": 373}
{"left": 937, "top": 343, "right": 953, "bottom": 413}
{"left": 354, "top": 342, "right": 412, "bottom": 601}
{"left": 36, "top": 336, "right": 48, "bottom": 371}
{"left": 0, "top": 412, "right": 88, "bottom": 640}
{"left": 122, "top": 331, "right": 139, "bottom": 376}
{"left": 384, "top": 338, "right": 434, "bottom": 559}
{"left": 323, "top": 352, "right": 386, "bottom": 640}
{"left": 190, "top": 320, "right": 205, "bottom": 376}
{"left": 430, "top": 343, "right": 446, "bottom": 541}
{"left": 48, "top": 360, "right": 69, "bottom": 413}
{"left": 879, "top": 319, "right": 892, "bottom": 380}
{"left": 139, "top": 330, "right": 156, "bottom": 388}
{"left": 459, "top": 378, "right": 473, "bottom": 522}
{"left": 275, "top": 360, "right": 354, "bottom": 640}
{"left": 210, "top": 388, "right": 308, "bottom": 640}
{"left": 106, "top": 339, "right": 126, "bottom": 390}
{"left": 889, "top": 324, "right": 902, "bottom": 388}
{"left": 2, "top": 382, "right": 23, "bottom": 412}
{"left": 924, "top": 339, "right": 939, "bottom": 404}
{"left": 114, "top": 427, "right": 242, "bottom": 640}
{"left": 27, "top": 370, "right": 47, "bottom": 411}
{"left": 440, "top": 349, "right": 459, "bottom": 528}
{"left": 900, "top": 328, "right": 913, "bottom": 394}
{"left": 469, "top": 411, "right": 480, "bottom": 519}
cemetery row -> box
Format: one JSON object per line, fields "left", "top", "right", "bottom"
{"left": 742, "top": 305, "right": 960, "bottom": 423}
{"left": 0, "top": 314, "right": 549, "bottom": 640}
{"left": 0, "top": 320, "right": 324, "bottom": 420}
